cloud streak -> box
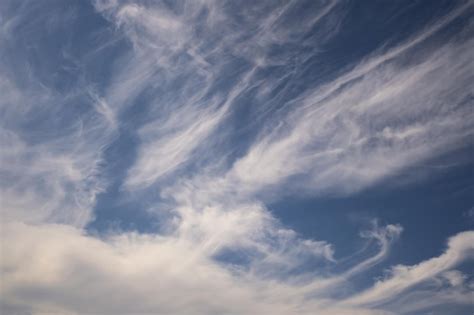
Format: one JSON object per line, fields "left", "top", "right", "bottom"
{"left": 1, "top": 0, "right": 473, "bottom": 314}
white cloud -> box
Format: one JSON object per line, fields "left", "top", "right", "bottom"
{"left": 0, "top": 4, "right": 117, "bottom": 227}
{"left": 94, "top": 0, "right": 345, "bottom": 191}
{"left": 229, "top": 33, "right": 474, "bottom": 198}
{"left": 0, "top": 88, "right": 114, "bottom": 227}
{"left": 1, "top": 1, "right": 473, "bottom": 314}
{"left": 343, "top": 231, "right": 474, "bottom": 308}
{"left": 1, "top": 222, "right": 472, "bottom": 315}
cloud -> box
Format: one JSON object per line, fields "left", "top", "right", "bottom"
{"left": 0, "top": 80, "right": 115, "bottom": 227}
{"left": 228, "top": 28, "right": 474, "bottom": 198}
{"left": 114, "top": 0, "right": 474, "bottom": 208}
{"left": 1, "top": 222, "right": 472, "bottom": 315}
{"left": 93, "top": 0, "right": 345, "bottom": 191}
{"left": 1, "top": 0, "right": 473, "bottom": 314}
{"left": 0, "top": 1, "right": 118, "bottom": 227}
{"left": 342, "top": 231, "right": 474, "bottom": 312}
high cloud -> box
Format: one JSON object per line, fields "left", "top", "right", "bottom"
{"left": 1, "top": 0, "right": 473, "bottom": 314}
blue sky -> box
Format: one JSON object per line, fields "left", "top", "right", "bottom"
{"left": 1, "top": 0, "right": 473, "bottom": 314}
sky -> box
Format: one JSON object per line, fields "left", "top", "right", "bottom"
{"left": 0, "top": 0, "right": 473, "bottom": 314}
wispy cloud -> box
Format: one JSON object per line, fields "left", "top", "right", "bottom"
{"left": 343, "top": 231, "right": 474, "bottom": 308}
{"left": 0, "top": 1, "right": 117, "bottom": 227}
{"left": 1, "top": 0, "right": 473, "bottom": 314}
